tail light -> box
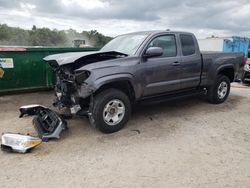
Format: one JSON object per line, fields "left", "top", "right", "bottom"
{"left": 244, "top": 56, "right": 247, "bottom": 65}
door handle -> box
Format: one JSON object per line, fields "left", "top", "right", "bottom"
{"left": 172, "top": 61, "right": 180, "bottom": 66}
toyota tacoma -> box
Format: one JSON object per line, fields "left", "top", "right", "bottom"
{"left": 43, "top": 30, "right": 244, "bottom": 133}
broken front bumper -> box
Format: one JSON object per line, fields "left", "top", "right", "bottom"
{"left": 19, "top": 105, "right": 67, "bottom": 142}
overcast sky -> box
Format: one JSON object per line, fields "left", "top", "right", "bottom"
{"left": 0, "top": 0, "right": 249, "bottom": 38}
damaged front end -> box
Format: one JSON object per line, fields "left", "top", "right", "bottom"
{"left": 40, "top": 50, "right": 128, "bottom": 134}
{"left": 52, "top": 68, "right": 93, "bottom": 116}
{"left": 44, "top": 51, "right": 127, "bottom": 116}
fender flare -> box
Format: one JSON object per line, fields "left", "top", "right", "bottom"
{"left": 216, "top": 64, "right": 235, "bottom": 75}
{"left": 93, "top": 73, "right": 140, "bottom": 98}
{"left": 207, "top": 64, "right": 235, "bottom": 86}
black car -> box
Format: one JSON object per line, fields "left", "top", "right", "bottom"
{"left": 242, "top": 50, "right": 250, "bottom": 84}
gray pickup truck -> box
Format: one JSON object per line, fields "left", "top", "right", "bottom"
{"left": 44, "top": 30, "right": 244, "bottom": 133}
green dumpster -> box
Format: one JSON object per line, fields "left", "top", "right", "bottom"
{"left": 0, "top": 47, "right": 98, "bottom": 94}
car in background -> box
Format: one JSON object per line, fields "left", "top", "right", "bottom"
{"left": 242, "top": 50, "right": 250, "bottom": 84}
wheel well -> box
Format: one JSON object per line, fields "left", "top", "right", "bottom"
{"left": 95, "top": 81, "right": 136, "bottom": 102}
{"left": 218, "top": 68, "right": 234, "bottom": 82}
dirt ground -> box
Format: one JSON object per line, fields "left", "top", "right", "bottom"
{"left": 0, "top": 83, "right": 250, "bottom": 188}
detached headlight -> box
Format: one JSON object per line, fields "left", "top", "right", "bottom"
{"left": 1, "top": 133, "right": 42, "bottom": 153}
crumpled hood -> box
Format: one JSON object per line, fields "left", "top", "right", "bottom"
{"left": 43, "top": 51, "right": 127, "bottom": 67}
{"left": 44, "top": 51, "right": 96, "bottom": 66}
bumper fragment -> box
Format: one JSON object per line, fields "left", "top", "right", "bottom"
{"left": 19, "top": 105, "right": 67, "bottom": 142}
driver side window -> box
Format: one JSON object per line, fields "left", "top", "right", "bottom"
{"left": 148, "top": 35, "right": 177, "bottom": 57}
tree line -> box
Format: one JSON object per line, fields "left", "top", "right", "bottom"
{"left": 0, "top": 24, "right": 113, "bottom": 48}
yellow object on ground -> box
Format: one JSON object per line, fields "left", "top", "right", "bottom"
{"left": 0, "top": 67, "right": 4, "bottom": 78}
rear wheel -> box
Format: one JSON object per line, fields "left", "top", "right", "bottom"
{"left": 90, "top": 89, "right": 131, "bottom": 133}
{"left": 207, "top": 75, "right": 230, "bottom": 104}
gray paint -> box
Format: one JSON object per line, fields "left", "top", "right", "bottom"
{"left": 44, "top": 30, "right": 244, "bottom": 103}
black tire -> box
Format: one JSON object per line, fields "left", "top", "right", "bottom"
{"left": 207, "top": 75, "right": 231, "bottom": 104}
{"left": 90, "top": 88, "right": 131, "bottom": 133}
{"left": 242, "top": 80, "right": 250, "bottom": 85}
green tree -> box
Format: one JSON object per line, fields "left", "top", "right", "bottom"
{"left": 0, "top": 24, "right": 112, "bottom": 47}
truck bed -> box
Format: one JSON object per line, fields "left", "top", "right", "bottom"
{"left": 201, "top": 51, "right": 244, "bottom": 59}
{"left": 200, "top": 51, "right": 244, "bottom": 86}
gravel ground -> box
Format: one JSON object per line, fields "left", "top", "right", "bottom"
{"left": 0, "top": 83, "right": 250, "bottom": 188}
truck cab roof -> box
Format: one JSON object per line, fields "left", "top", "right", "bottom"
{"left": 119, "top": 30, "right": 194, "bottom": 36}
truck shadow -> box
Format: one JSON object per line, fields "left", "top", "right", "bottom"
{"left": 126, "top": 93, "right": 244, "bottom": 131}
{"left": 133, "top": 93, "right": 243, "bottom": 116}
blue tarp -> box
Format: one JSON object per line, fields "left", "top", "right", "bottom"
{"left": 223, "top": 36, "right": 250, "bottom": 57}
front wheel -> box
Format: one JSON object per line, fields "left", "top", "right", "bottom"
{"left": 206, "top": 75, "right": 231, "bottom": 104}
{"left": 90, "top": 89, "right": 131, "bottom": 133}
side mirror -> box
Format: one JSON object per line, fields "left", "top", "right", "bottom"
{"left": 144, "top": 47, "right": 163, "bottom": 58}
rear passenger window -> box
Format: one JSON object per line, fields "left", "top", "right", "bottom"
{"left": 180, "top": 34, "right": 196, "bottom": 56}
{"left": 148, "top": 35, "right": 177, "bottom": 57}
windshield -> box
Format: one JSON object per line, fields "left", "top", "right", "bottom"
{"left": 100, "top": 34, "right": 148, "bottom": 55}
